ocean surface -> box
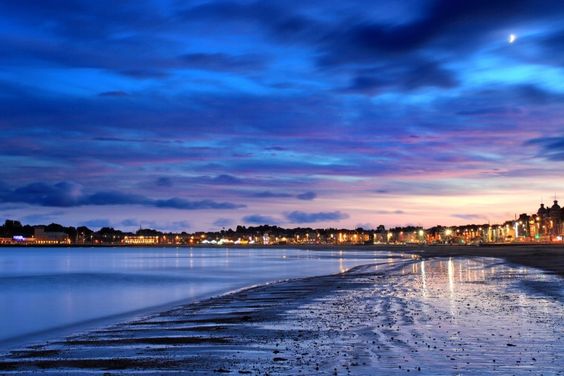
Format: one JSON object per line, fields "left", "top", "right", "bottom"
{"left": 0, "top": 247, "right": 392, "bottom": 351}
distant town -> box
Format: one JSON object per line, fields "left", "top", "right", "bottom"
{"left": 1, "top": 200, "right": 564, "bottom": 246}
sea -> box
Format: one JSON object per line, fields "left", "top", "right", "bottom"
{"left": 0, "top": 246, "right": 389, "bottom": 351}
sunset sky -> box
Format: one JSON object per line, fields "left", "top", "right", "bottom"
{"left": 1, "top": 0, "right": 564, "bottom": 231}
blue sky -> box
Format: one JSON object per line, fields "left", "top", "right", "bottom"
{"left": 1, "top": 0, "right": 564, "bottom": 231}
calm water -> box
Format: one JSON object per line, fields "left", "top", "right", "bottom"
{"left": 0, "top": 247, "right": 393, "bottom": 350}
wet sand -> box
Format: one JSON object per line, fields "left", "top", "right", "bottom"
{"left": 0, "top": 247, "right": 562, "bottom": 375}
{"left": 409, "top": 244, "right": 564, "bottom": 277}
{"left": 245, "top": 244, "right": 564, "bottom": 277}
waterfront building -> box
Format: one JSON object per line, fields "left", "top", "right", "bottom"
{"left": 529, "top": 200, "right": 564, "bottom": 239}
{"left": 34, "top": 227, "right": 70, "bottom": 245}
{"left": 516, "top": 213, "right": 530, "bottom": 239}
{"left": 529, "top": 214, "right": 542, "bottom": 240}
{"left": 537, "top": 202, "right": 551, "bottom": 237}
{"left": 549, "top": 200, "right": 562, "bottom": 236}
{"left": 122, "top": 235, "right": 159, "bottom": 245}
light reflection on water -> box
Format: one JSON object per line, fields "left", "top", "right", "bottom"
{"left": 393, "top": 257, "right": 563, "bottom": 375}
{"left": 302, "top": 257, "right": 564, "bottom": 375}
{"left": 420, "top": 260, "right": 427, "bottom": 298}
{"left": 0, "top": 247, "right": 399, "bottom": 350}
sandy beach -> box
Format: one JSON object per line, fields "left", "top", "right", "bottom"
{"left": 0, "top": 246, "right": 562, "bottom": 375}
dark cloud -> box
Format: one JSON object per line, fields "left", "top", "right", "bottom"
{"left": 526, "top": 136, "right": 564, "bottom": 161}
{"left": 317, "top": 0, "right": 564, "bottom": 66}
{"left": 242, "top": 214, "right": 279, "bottom": 225}
{"left": 456, "top": 107, "right": 523, "bottom": 117}
{"left": 285, "top": 211, "right": 349, "bottom": 224}
{"left": 264, "top": 146, "right": 287, "bottom": 151}
{"left": 512, "top": 85, "right": 564, "bottom": 105}
{"left": 0, "top": 1, "right": 171, "bottom": 74}
{"left": 206, "top": 175, "right": 244, "bottom": 185}
{"left": 0, "top": 80, "right": 387, "bottom": 153}
{"left": 251, "top": 191, "right": 293, "bottom": 199}
{"left": 296, "top": 191, "right": 316, "bottom": 201}
{"left": 538, "top": 28, "right": 564, "bottom": 66}
{"left": 181, "top": 1, "right": 324, "bottom": 43}
{"left": 154, "top": 198, "right": 244, "bottom": 210}
{"left": 344, "top": 60, "right": 458, "bottom": 95}
{"left": 249, "top": 191, "right": 316, "bottom": 200}
{"left": 0, "top": 181, "right": 245, "bottom": 210}
{"left": 3, "top": 182, "right": 82, "bottom": 207}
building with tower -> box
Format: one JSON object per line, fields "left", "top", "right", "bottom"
{"left": 530, "top": 199, "right": 564, "bottom": 240}
{"left": 549, "top": 200, "right": 562, "bottom": 236}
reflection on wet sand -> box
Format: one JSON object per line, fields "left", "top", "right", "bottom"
{"left": 401, "top": 257, "right": 562, "bottom": 374}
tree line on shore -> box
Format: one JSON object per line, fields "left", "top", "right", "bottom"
{"left": 0, "top": 219, "right": 174, "bottom": 239}
{"left": 0, "top": 219, "right": 402, "bottom": 242}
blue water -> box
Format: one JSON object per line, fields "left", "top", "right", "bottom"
{"left": 0, "top": 247, "right": 395, "bottom": 350}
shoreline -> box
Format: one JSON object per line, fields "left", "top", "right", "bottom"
{"left": 0, "top": 281, "right": 267, "bottom": 355}
{"left": 0, "top": 253, "right": 561, "bottom": 374}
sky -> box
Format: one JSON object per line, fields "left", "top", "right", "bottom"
{"left": 1, "top": 0, "right": 564, "bottom": 232}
